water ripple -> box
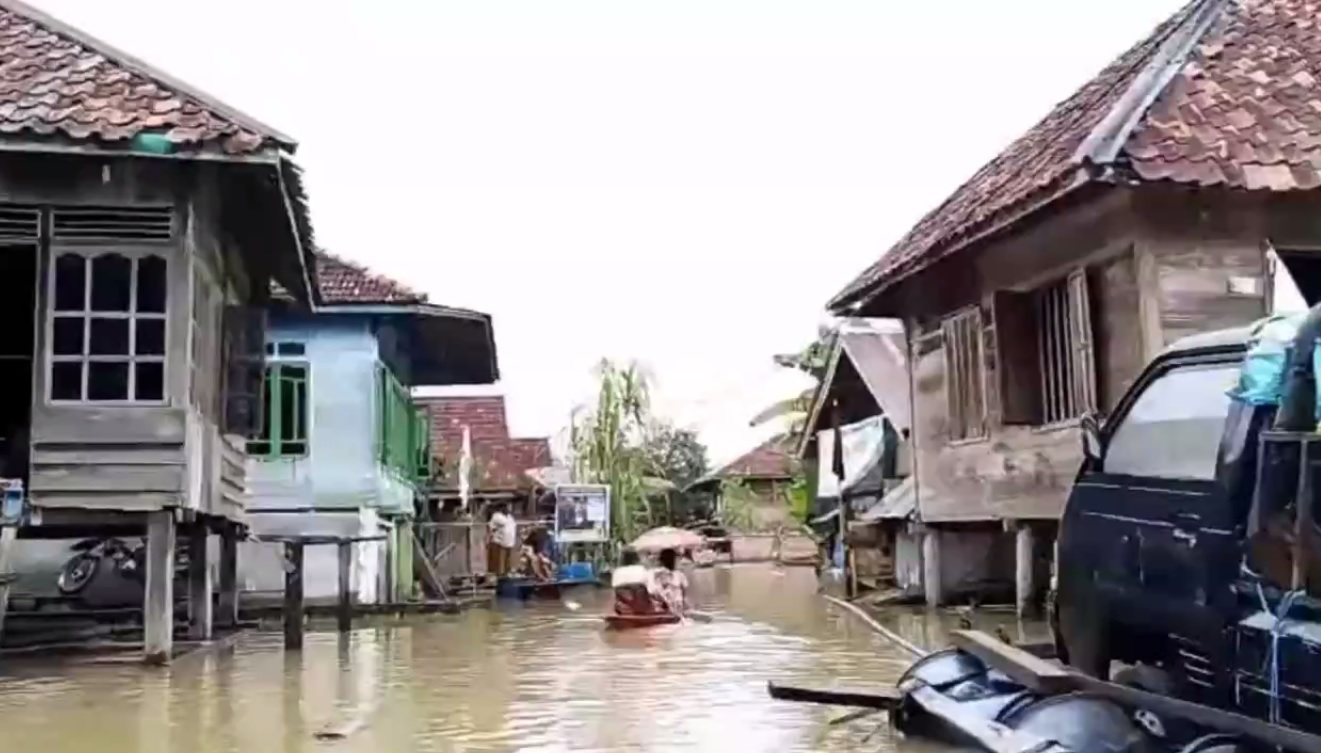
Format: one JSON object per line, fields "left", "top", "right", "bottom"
{"left": 0, "top": 566, "right": 944, "bottom": 753}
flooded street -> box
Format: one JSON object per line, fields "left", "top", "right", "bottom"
{"left": 0, "top": 565, "right": 1032, "bottom": 753}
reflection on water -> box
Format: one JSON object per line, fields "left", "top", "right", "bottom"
{"left": 0, "top": 565, "right": 994, "bottom": 753}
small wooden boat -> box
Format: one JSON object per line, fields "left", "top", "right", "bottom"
{"left": 603, "top": 612, "right": 682, "bottom": 630}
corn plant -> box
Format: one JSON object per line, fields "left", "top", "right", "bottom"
{"left": 568, "top": 359, "right": 664, "bottom": 544}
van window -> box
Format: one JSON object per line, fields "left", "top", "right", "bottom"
{"left": 1104, "top": 362, "right": 1238, "bottom": 481}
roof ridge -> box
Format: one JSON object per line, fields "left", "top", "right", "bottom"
{"left": 1076, "top": 0, "right": 1230, "bottom": 168}
{"left": 0, "top": 0, "right": 295, "bottom": 149}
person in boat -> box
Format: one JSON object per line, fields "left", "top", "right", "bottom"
{"left": 519, "top": 527, "right": 557, "bottom": 581}
{"left": 611, "top": 547, "right": 662, "bottom": 616}
{"left": 652, "top": 548, "right": 690, "bottom": 614}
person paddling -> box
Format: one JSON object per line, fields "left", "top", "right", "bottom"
{"left": 652, "top": 548, "right": 690, "bottom": 615}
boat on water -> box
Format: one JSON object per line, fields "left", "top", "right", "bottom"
{"left": 602, "top": 612, "right": 682, "bottom": 630}
{"left": 601, "top": 611, "right": 713, "bottom": 630}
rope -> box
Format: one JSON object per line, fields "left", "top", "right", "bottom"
{"left": 1254, "top": 580, "right": 1306, "bottom": 725}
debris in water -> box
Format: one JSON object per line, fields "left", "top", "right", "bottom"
{"left": 564, "top": 600, "right": 582, "bottom": 611}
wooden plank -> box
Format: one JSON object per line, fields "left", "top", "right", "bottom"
{"left": 31, "top": 446, "right": 185, "bottom": 466}
{"left": 336, "top": 542, "right": 352, "bottom": 633}
{"left": 283, "top": 542, "right": 304, "bottom": 650}
{"left": 950, "top": 630, "right": 1076, "bottom": 694}
{"left": 30, "top": 406, "right": 186, "bottom": 445}
{"left": 766, "top": 681, "right": 901, "bottom": 710}
{"left": 30, "top": 464, "right": 184, "bottom": 493}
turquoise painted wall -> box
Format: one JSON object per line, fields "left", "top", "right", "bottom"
{"left": 246, "top": 314, "right": 416, "bottom": 516}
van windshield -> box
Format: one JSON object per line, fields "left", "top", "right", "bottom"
{"left": 1104, "top": 361, "right": 1239, "bottom": 481}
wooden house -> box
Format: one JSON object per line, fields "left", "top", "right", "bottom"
{"left": 0, "top": 0, "right": 316, "bottom": 661}
{"left": 688, "top": 435, "right": 796, "bottom": 531}
{"left": 240, "top": 253, "right": 497, "bottom": 605}
{"left": 828, "top": 0, "right": 1321, "bottom": 613}
{"left": 796, "top": 320, "right": 921, "bottom": 592}
{"left": 415, "top": 395, "right": 551, "bottom": 575}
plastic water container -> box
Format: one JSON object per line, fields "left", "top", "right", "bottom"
{"left": 562, "top": 562, "right": 594, "bottom": 581}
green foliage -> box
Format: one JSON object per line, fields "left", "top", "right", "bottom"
{"left": 643, "top": 422, "right": 709, "bottom": 489}
{"left": 717, "top": 477, "right": 759, "bottom": 532}
{"left": 569, "top": 360, "right": 663, "bottom": 543}
{"left": 772, "top": 325, "right": 837, "bottom": 380}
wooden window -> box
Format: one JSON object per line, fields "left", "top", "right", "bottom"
{"left": 942, "top": 307, "right": 986, "bottom": 441}
{"left": 247, "top": 362, "right": 309, "bottom": 459}
{"left": 1035, "top": 270, "right": 1097, "bottom": 424}
{"left": 47, "top": 250, "right": 168, "bottom": 403}
{"left": 996, "top": 269, "right": 1098, "bottom": 426}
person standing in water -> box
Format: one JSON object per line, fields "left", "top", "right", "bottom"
{"left": 486, "top": 503, "right": 517, "bottom": 577}
{"left": 652, "top": 548, "right": 690, "bottom": 614}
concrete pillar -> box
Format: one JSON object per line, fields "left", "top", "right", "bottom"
{"left": 187, "top": 524, "right": 213, "bottom": 640}
{"left": 144, "top": 510, "right": 177, "bottom": 665}
{"left": 922, "top": 528, "right": 942, "bottom": 608}
{"left": 1015, "top": 524, "right": 1036, "bottom": 619}
{"left": 216, "top": 526, "right": 239, "bottom": 629}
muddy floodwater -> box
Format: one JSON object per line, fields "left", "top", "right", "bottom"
{"left": 0, "top": 565, "right": 1040, "bottom": 753}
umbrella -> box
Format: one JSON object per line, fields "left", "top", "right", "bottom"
{"left": 631, "top": 526, "right": 706, "bottom": 553}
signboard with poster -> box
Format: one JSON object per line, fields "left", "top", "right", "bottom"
{"left": 553, "top": 484, "right": 610, "bottom": 544}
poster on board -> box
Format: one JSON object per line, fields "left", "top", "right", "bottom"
{"left": 553, "top": 484, "right": 610, "bottom": 543}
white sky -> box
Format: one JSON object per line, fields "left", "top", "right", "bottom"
{"left": 33, "top": 0, "right": 1189, "bottom": 465}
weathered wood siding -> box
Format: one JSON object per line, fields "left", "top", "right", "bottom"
{"left": 184, "top": 164, "right": 250, "bottom": 521}
{"left": 23, "top": 159, "right": 190, "bottom": 512}
{"left": 890, "top": 188, "right": 1309, "bottom": 524}
{"left": 1134, "top": 191, "right": 1269, "bottom": 359}
{"left": 901, "top": 191, "right": 1137, "bottom": 522}
{"left": 12, "top": 157, "right": 253, "bottom": 519}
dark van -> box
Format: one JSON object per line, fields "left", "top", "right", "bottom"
{"left": 1054, "top": 321, "right": 1321, "bottom": 730}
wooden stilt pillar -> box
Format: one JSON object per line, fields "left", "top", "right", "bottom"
{"left": 922, "top": 527, "right": 942, "bottom": 609}
{"left": 187, "top": 524, "right": 213, "bottom": 640}
{"left": 283, "top": 541, "right": 304, "bottom": 650}
{"left": 144, "top": 510, "right": 177, "bottom": 665}
{"left": 337, "top": 541, "right": 353, "bottom": 633}
{"left": 1015, "top": 523, "right": 1036, "bottom": 619}
{"left": 216, "top": 526, "right": 239, "bottom": 629}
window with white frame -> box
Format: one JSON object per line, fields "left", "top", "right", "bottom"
{"left": 48, "top": 250, "right": 168, "bottom": 403}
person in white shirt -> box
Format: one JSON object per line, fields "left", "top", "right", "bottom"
{"left": 487, "top": 504, "right": 517, "bottom": 577}
{"left": 611, "top": 547, "right": 660, "bottom": 615}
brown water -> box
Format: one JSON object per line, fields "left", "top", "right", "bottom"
{"left": 0, "top": 565, "right": 1034, "bottom": 753}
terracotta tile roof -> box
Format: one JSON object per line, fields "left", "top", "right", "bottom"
{"left": 418, "top": 396, "right": 551, "bottom": 491}
{"left": 0, "top": 0, "right": 292, "bottom": 154}
{"left": 1125, "top": 0, "right": 1321, "bottom": 189}
{"left": 314, "top": 253, "right": 426, "bottom": 305}
{"left": 831, "top": 0, "right": 1321, "bottom": 310}
{"left": 715, "top": 435, "right": 795, "bottom": 480}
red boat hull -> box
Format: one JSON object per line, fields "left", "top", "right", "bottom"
{"left": 603, "top": 612, "right": 682, "bottom": 630}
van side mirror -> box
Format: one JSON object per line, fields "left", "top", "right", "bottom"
{"left": 1080, "top": 412, "right": 1104, "bottom": 464}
